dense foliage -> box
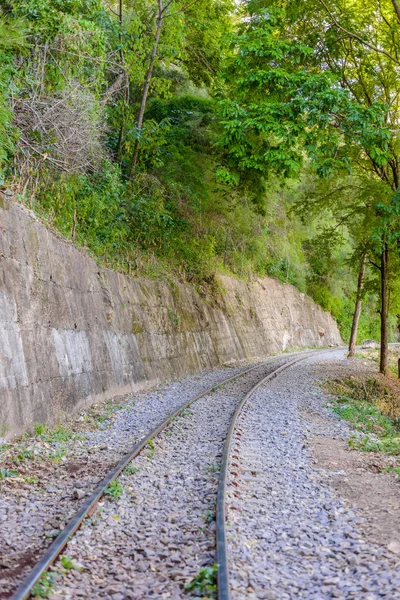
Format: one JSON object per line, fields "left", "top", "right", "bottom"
{"left": 1, "top": 0, "right": 399, "bottom": 355}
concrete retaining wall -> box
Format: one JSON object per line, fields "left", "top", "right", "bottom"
{"left": 0, "top": 198, "right": 342, "bottom": 437}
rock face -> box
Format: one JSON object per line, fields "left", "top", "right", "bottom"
{"left": 0, "top": 198, "right": 342, "bottom": 437}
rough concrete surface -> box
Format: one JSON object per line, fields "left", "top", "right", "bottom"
{"left": 0, "top": 199, "right": 341, "bottom": 437}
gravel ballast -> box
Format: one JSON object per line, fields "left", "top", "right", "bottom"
{"left": 46, "top": 356, "right": 294, "bottom": 599}
{"left": 0, "top": 356, "right": 283, "bottom": 598}
{"left": 227, "top": 350, "right": 400, "bottom": 600}
{"left": 5, "top": 348, "right": 398, "bottom": 600}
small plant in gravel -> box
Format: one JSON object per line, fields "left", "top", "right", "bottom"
{"left": 34, "top": 423, "right": 76, "bottom": 444}
{"left": 31, "top": 572, "right": 57, "bottom": 597}
{"left": 180, "top": 408, "right": 192, "bottom": 417}
{"left": 60, "top": 555, "right": 74, "bottom": 570}
{"left": 96, "top": 400, "right": 125, "bottom": 425}
{"left": 12, "top": 449, "right": 33, "bottom": 463}
{"left": 46, "top": 530, "right": 61, "bottom": 539}
{"left": 33, "top": 423, "right": 46, "bottom": 436}
{"left": 48, "top": 448, "right": 67, "bottom": 463}
{"left": 186, "top": 564, "right": 218, "bottom": 598}
{"left": 208, "top": 462, "right": 219, "bottom": 473}
{"left": 0, "top": 467, "right": 19, "bottom": 480}
{"left": 24, "top": 475, "right": 39, "bottom": 485}
{"left": 124, "top": 464, "right": 139, "bottom": 475}
{"left": 204, "top": 499, "right": 216, "bottom": 524}
{"left": 146, "top": 439, "right": 156, "bottom": 458}
{"left": 104, "top": 480, "right": 124, "bottom": 500}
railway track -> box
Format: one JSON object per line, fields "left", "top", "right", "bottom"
{"left": 9, "top": 349, "right": 331, "bottom": 600}
{"left": 216, "top": 354, "right": 312, "bottom": 600}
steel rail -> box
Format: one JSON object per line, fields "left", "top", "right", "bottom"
{"left": 11, "top": 350, "right": 312, "bottom": 600}
{"left": 216, "top": 350, "right": 333, "bottom": 600}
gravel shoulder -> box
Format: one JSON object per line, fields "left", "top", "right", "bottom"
{"left": 227, "top": 351, "right": 400, "bottom": 600}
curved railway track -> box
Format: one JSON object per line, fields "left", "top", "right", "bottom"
{"left": 10, "top": 348, "right": 333, "bottom": 600}
{"left": 216, "top": 354, "right": 312, "bottom": 600}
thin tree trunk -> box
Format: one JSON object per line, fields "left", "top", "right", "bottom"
{"left": 116, "top": 0, "right": 126, "bottom": 161}
{"left": 379, "top": 242, "right": 389, "bottom": 374}
{"left": 129, "top": 11, "right": 164, "bottom": 180}
{"left": 392, "top": 0, "right": 400, "bottom": 23}
{"left": 348, "top": 254, "right": 367, "bottom": 358}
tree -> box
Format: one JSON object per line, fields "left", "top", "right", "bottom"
{"left": 127, "top": 0, "right": 233, "bottom": 179}
{"left": 217, "top": 0, "right": 400, "bottom": 374}
{"left": 129, "top": 0, "right": 174, "bottom": 179}
{"left": 348, "top": 253, "right": 367, "bottom": 358}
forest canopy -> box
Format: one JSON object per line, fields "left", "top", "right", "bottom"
{"left": 1, "top": 0, "right": 400, "bottom": 369}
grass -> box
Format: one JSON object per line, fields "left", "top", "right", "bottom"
{"left": 355, "top": 348, "right": 400, "bottom": 378}
{"left": 60, "top": 555, "right": 74, "bottom": 570}
{"left": 208, "top": 463, "right": 219, "bottom": 473}
{"left": 166, "top": 306, "right": 180, "bottom": 328}
{"left": 24, "top": 475, "right": 39, "bottom": 485}
{"left": 328, "top": 376, "right": 400, "bottom": 455}
{"left": 146, "top": 439, "right": 156, "bottom": 459}
{"left": 94, "top": 400, "right": 125, "bottom": 425}
{"left": 124, "top": 463, "right": 139, "bottom": 476}
{"left": 31, "top": 572, "right": 57, "bottom": 598}
{"left": 204, "top": 499, "right": 216, "bottom": 524}
{"left": 12, "top": 449, "right": 33, "bottom": 463}
{"left": 186, "top": 564, "right": 218, "bottom": 598}
{"left": 104, "top": 480, "right": 124, "bottom": 500}
{"left": 383, "top": 465, "right": 400, "bottom": 475}
{"left": 0, "top": 467, "right": 19, "bottom": 480}
{"left": 48, "top": 448, "right": 67, "bottom": 463}
{"left": 33, "top": 422, "right": 78, "bottom": 444}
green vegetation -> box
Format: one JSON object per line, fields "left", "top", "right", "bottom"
{"left": 186, "top": 564, "right": 218, "bottom": 598}
{"left": 23, "top": 474, "right": 39, "bottom": 485}
{"left": 12, "top": 449, "right": 33, "bottom": 463}
{"left": 383, "top": 466, "right": 400, "bottom": 476}
{"left": 1, "top": 0, "right": 400, "bottom": 355}
{"left": 60, "top": 555, "right": 74, "bottom": 571}
{"left": 355, "top": 348, "right": 400, "bottom": 378}
{"left": 31, "top": 572, "right": 57, "bottom": 598}
{"left": 146, "top": 439, "right": 156, "bottom": 459}
{"left": 104, "top": 480, "right": 124, "bottom": 500}
{"left": 329, "top": 377, "right": 400, "bottom": 455}
{"left": 124, "top": 463, "right": 139, "bottom": 476}
{"left": 0, "top": 467, "right": 19, "bottom": 480}
{"left": 33, "top": 423, "right": 76, "bottom": 444}
{"left": 204, "top": 499, "right": 216, "bottom": 524}
{"left": 207, "top": 463, "right": 219, "bottom": 473}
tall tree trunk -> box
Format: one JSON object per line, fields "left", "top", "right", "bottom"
{"left": 348, "top": 254, "right": 366, "bottom": 358}
{"left": 129, "top": 11, "right": 163, "bottom": 180}
{"left": 379, "top": 241, "right": 389, "bottom": 374}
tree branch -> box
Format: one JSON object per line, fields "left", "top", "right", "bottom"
{"left": 318, "top": 0, "right": 400, "bottom": 65}
{"left": 368, "top": 259, "right": 382, "bottom": 271}
{"left": 392, "top": 0, "right": 400, "bottom": 23}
